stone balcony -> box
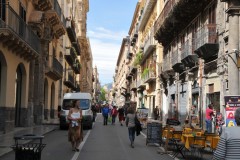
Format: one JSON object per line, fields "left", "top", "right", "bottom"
{"left": 0, "top": 5, "right": 40, "bottom": 61}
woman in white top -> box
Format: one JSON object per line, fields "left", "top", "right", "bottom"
{"left": 67, "top": 100, "right": 82, "bottom": 151}
{"left": 213, "top": 107, "right": 240, "bottom": 160}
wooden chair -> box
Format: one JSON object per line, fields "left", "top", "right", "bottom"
{"left": 190, "top": 136, "right": 206, "bottom": 159}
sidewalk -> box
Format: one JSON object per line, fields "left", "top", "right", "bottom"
{"left": 0, "top": 124, "right": 58, "bottom": 157}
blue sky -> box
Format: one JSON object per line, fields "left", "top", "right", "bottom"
{"left": 87, "top": 0, "right": 138, "bottom": 85}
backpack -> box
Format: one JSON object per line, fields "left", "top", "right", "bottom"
{"left": 112, "top": 109, "right": 117, "bottom": 116}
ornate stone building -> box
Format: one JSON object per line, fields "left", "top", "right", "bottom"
{"left": 0, "top": 0, "right": 90, "bottom": 133}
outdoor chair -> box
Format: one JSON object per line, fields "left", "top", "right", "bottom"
{"left": 204, "top": 132, "right": 218, "bottom": 151}
{"left": 162, "top": 131, "right": 185, "bottom": 159}
{"left": 190, "top": 136, "right": 206, "bottom": 159}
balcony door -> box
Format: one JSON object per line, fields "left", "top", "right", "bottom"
{"left": 15, "top": 66, "right": 22, "bottom": 127}
{"left": 19, "top": 2, "right": 26, "bottom": 37}
{"left": 0, "top": 0, "right": 6, "bottom": 21}
{"left": 50, "top": 83, "right": 55, "bottom": 119}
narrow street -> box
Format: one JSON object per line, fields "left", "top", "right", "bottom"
{"left": 0, "top": 114, "right": 173, "bottom": 160}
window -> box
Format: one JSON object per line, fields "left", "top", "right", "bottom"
{"left": 19, "top": 2, "right": 26, "bottom": 22}
{"left": 208, "top": 4, "right": 216, "bottom": 24}
{"left": 0, "top": 0, "right": 6, "bottom": 21}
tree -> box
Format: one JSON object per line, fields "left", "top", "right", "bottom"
{"left": 100, "top": 87, "right": 106, "bottom": 102}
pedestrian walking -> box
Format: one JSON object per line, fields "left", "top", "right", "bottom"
{"left": 153, "top": 106, "right": 159, "bottom": 120}
{"left": 126, "top": 106, "right": 136, "bottom": 148}
{"left": 102, "top": 103, "right": 110, "bottom": 125}
{"left": 111, "top": 106, "right": 118, "bottom": 125}
{"left": 67, "top": 100, "right": 82, "bottom": 151}
{"left": 118, "top": 107, "right": 125, "bottom": 126}
{"left": 213, "top": 107, "right": 240, "bottom": 160}
{"left": 205, "top": 104, "right": 214, "bottom": 133}
{"left": 91, "top": 103, "right": 97, "bottom": 122}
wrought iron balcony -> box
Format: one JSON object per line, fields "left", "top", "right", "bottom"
{"left": 194, "top": 24, "right": 219, "bottom": 62}
{"left": 143, "top": 28, "right": 156, "bottom": 59}
{"left": 154, "top": 0, "right": 212, "bottom": 46}
{"left": 64, "top": 47, "right": 77, "bottom": 66}
{"left": 72, "top": 39, "right": 81, "bottom": 56}
{"left": 181, "top": 39, "right": 198, "bottom": 68}
{"left": 142, "top": 69, "right": 156, "bottom": 83}
{"left": 0, "top": 4, "right": 40, "bottom": 61}
{"left": 66, "top": 20, "right": 77, "bottom": 43}
{"left": 72, "top": 59, "right": 80, "bottom": 74}
{"left": 45, "top": 55, "right": 63, "bottom": 81}
{"left": 162, "top": 54, "right": 172, "bottom": 73}
{"left": 138, "top": 0, "right": 157, "bottom": 31}
{"left": 171, "top": 49, "right": 184, "bottom": 73}
{"left": 64, "top": 72, "right": 75, "bottom": 89}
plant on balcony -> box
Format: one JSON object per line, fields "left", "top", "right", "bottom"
{"left": 141, "top": 68, "right": 149, "bottom": 78}
{"left": 133, "top": 50, "right": 143, "bottom": 66}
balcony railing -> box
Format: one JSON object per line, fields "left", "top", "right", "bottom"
{"left": 154, "top": 0, "right": 178, "bottom": 35}
{"left": 65, "top": 47, "right": 77, "bottom": 66}
{"left": 162, "top": 54, "right": 172, "bottom": 72}
{"left": 194, "top": 24, "right": 218, "bottom": 50}
{"left": 66, "top": 20, "right": 77, "bottom": 43}
{"left": 64, "top": 72, "right": 75, "bottom": 89}
{"left": 45, "top": 55, "right": 63, "bottom": 81}
{"left": 0, "top": 4, "right": 40, "bottom": 56}
{"left": 194, "top": 24, "right": 219, "bottom": 61}
{"left": 143, "top": 28, "right": 156, "bottom": 56}
{"left": 142, "top": 69, "right": 156, "bottom": 83}
{"left": 171, "top": 49, "right": 180, "bottom": 66}
{"left": 181, "top": 39, "right": 192, "bottom": 59}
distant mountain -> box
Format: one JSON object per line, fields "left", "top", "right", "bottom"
{"left": 102, "top": 83, "right": 112, "bottom": 91}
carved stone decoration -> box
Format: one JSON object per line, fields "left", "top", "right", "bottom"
{"left": 28, "top": 11, "right": 44, "bottom": 38}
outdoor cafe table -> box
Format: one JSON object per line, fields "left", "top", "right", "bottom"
{"left": 181, "top": 134, "right": 206, "bottom": 150}
{"left": 181, "top": 134, "right": 194, "bottom": 149}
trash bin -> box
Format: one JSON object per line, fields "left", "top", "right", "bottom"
{"left": 12, "top": 134, "right": 46, "bottom": 160}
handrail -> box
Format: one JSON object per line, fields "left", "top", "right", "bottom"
{"left": 0, "top": 4, "right": 41, "bottom": 54}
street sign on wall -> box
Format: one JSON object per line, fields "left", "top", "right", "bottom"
{"left": 224, "top": 95, "right": 240, "bottom": 127}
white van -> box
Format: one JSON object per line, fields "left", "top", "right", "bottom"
{"left": 59, "top": 92, "right": 93, "bottom": 129}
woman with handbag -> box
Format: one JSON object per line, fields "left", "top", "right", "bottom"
{"left": 67, "top": 100, "right": 82, "bottom": 151}
{"left": 126, "top": 106, "right": 136, "bottom": 148}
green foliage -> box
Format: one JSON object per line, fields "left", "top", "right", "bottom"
{"left": 133, "top": 51, "right": 143, "bottom": 66}
{"left": 100, "top": 88, "right": 106, "bottom": 101}
{"left": 141, "top": 68, "right": 149, "bottom": 78}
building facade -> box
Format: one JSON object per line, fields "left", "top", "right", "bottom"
{"left": 114, "top": 0, "right": 240, "bottom": 131}
{"left": 0, "top": 0, "right": 91, "bottom": 134}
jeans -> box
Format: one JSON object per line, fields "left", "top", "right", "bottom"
{"left": 103, "top": 115, "right": 108, "bottom": 125}
{"left": 128, "top": 127, "right": 136, "bottom": 143}
{"left": 112, "top": 115, "right": 116, "bottom": 124}
{"left": 206, "top": 119, "right": 212, "bottom": 133}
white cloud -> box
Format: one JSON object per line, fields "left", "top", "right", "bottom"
{"left": 88, "top": 28, "right": 127, "bottom": 85}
